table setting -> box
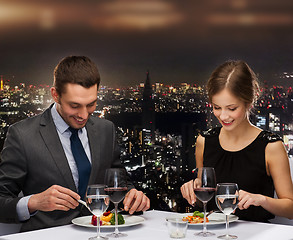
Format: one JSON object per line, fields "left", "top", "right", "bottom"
{"left": 1, "top": 167, "right": 293, "bottom": 240}
{"left": 0, "top": 209, "right": 293, "bottom": 240}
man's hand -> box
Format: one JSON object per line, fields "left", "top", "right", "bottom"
{"left": 28, "top": 185, "right": 80, "bottom": 213}
{"left": 123, "top": 189, "right": 150, "bottom": 214}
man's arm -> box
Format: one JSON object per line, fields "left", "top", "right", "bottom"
{"left": 0, "top": 124, "right": 27, "bottom": 223}
{"left": 16, "top": 196, "right": 33, "bottom": 221}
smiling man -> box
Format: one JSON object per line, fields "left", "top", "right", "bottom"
{"left": 0, "top": 56, "right": 150, "bottom": 232}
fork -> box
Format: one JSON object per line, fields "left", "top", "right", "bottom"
{"left": 77, "top": 199, "right": 94, "bottom": 215}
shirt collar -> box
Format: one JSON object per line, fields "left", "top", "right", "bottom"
{"left": 51, "top": 103, "right": 86, "bottom": 135}
{"left": 51, "top": 103, "right": 70, "bottom": 134}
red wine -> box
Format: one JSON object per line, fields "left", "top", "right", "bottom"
{"left": 104, "top": 187, "right": 128, "bottom": 203}
{"left": 194, "top": 187, "right": 216, "bottom": 202}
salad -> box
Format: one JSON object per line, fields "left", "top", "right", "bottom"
{"left": 91, "top": 211, "right": 125, "bottom": 226}
{"left": 182, "top": 211, "right": 209, "bottom": 224}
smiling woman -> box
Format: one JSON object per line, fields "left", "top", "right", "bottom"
{"left": 207, "top": 60, "right": 259, "bottom": 137}
{"left": 180, "top": 60, "right": 293, "bottom": 223}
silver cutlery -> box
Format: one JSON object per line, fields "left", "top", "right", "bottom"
{"left": 77, "top": 199, "right": 94, "bottom": 215}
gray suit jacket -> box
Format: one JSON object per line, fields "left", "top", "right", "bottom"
{"left": 0, "top": 106, "right": 128, "bottom": 232}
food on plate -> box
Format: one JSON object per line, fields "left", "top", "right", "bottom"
{"left": 100, "top": 211, "right": 113, "bottom": 224}
{"left": 182, "top": 211, "right": 209, "bottom": 224}
{"left": 192, "top": 211, "right": 204, "bottom": 218}
{"left": 91, "top": 211, "right": 125, "bottom": 226}
{"left": 91, "top": 215, "right": 98, "bottom": 226}
{"left": 110, "top": 213, "right": 125, "bottom": 225}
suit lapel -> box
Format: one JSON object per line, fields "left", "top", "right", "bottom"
{"left": 39, "top": 107, "right": 77, "bottom": 192}
{"left": 86, "top": 117, "right": 101, "bottom": 184}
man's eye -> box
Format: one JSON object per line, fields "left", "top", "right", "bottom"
{"left": 71, "top": 105, "right": 78, "bottom": 109}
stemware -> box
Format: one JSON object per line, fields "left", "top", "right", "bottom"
{"left": 215, "top": 183, "right": 239, "bottom": 239}
{"left": 193, "top": 167, "right": 216, "bottom": 237}
{"left": 86, "top": 184, "right": 109, "bottom": 240}
{"left": 104, "top": 168, "right": 128, "bottom": 238}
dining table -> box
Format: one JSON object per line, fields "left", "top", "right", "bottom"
{"left": 1, "top": 210, "right": 292, "bottom": 240}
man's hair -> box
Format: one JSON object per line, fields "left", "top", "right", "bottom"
{"left": 53, "top": 56, "right": 100, "bottom": 96}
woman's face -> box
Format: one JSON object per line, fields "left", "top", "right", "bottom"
{"left": 211, "top": 88, "right": 249, "bottom": 131}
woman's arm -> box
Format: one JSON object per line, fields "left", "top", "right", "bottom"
{"left": 238, "top": 141, "right": 293, "bottom": 219}
{"left": 195, "top": 135, "right": 205, "bottom": 168}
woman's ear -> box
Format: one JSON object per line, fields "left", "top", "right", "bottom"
{"left": 245, "top": 102, "right": 253, "bottom": 116}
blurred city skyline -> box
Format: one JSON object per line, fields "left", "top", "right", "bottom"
{"left": 0, "top": 0, "right": 293, "bottom": 87}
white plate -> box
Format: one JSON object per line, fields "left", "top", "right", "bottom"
{"left": 181, "top": 212, "right": 239, "bottom": 226}
{"left": 72, "top": 215, "right": 144, "bottom": 228}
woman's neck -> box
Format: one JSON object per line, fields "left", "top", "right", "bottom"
{"left": 219, "top": 119, "right": 262, "bottom": 151}
{"left": 221, "top": 118, "right": 256, "bottom": 140}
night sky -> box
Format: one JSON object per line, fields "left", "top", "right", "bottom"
{"left": 0, "top": 0, "right": 293, "bottom": 87}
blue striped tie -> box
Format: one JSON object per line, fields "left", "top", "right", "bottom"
{"left": 69, "top": 127, "right": 91, "bottom": 199}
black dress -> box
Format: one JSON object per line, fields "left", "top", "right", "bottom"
{"left": 202, "top": 127, "right": 282, "bottom": 222}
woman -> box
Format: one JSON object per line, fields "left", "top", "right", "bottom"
{"left": 181, "top": 60, "right": 293, "bottom": 222}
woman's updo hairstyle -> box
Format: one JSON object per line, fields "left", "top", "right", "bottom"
{"left": 207, "top": 60, "right": 260, "bottom": 107}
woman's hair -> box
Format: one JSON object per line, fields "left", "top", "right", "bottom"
{"left": 53, "top": 56, "right": 100, "bottom": 96}
{"left": 207, "top": 60, "right": 260, "bottom": 106}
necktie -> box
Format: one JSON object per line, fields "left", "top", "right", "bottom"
{"left": 69, "top": 127, "right": 91, "bottom": 198}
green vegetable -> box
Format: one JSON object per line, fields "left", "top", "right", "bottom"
{"left": 193, "top": 211, "right": 204, "bottom": 218}
{"left": 110, "top": 213, "right": 125, "bottom": 225}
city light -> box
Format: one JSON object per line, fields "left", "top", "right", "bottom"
{"left": 0, "top": 77, "right": 292, "bottom": 212}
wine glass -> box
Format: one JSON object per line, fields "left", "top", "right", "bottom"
{"left": 193, "top": 167, "right": 216, "bottom": 237}
{"left": 86, "top": 184, "right": 109, "bottom": 240}
{"left": 215, "top": 183, "right": 239, "bottom": 239}
{"left": 104, "top": 168, "right": 128, "bottom": 238}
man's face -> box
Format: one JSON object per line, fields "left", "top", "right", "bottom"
{"left": 51, "top": 83, "right": 98, "bottom": 129}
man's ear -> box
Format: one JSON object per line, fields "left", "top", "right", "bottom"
{"left": 51, "top": 87, "right": 60, "bottom": 103}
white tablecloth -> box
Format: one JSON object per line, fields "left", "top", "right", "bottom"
{"left": 1, "top": 210, "right": 293, "bottom": 240}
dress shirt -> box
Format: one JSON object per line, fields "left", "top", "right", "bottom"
{"left": 16, "top": 103, "right": 92, "bottom": 221}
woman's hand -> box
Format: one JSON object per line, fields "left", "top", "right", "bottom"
{"left": 181, "top": 180, "right": 196, "bottom": 206}
{"left": 238, "top": 190, "right": 266, "bottom": 210}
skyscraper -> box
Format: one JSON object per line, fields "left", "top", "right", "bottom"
{"left": 142, "top": 70, "right": 155, "bottom": 141}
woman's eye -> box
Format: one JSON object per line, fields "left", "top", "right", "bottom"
{"left": 214, "top": 107, "right": 220, "bottom": 110}
{"left": 229, "top": 108, "right": 237, "bottom": 111}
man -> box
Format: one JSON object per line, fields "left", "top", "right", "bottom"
{"left": 0, "top": 56, "right": 150, "bottom": 232}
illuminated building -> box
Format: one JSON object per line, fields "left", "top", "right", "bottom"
{"left": 142, "top": 70, "right": 155, "bottom": 141}
{"left": 0, "top": 76, "right": 3, "bottom": 91}
{"left": 256, "top": 115, "right": 266, "bottom": 129}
